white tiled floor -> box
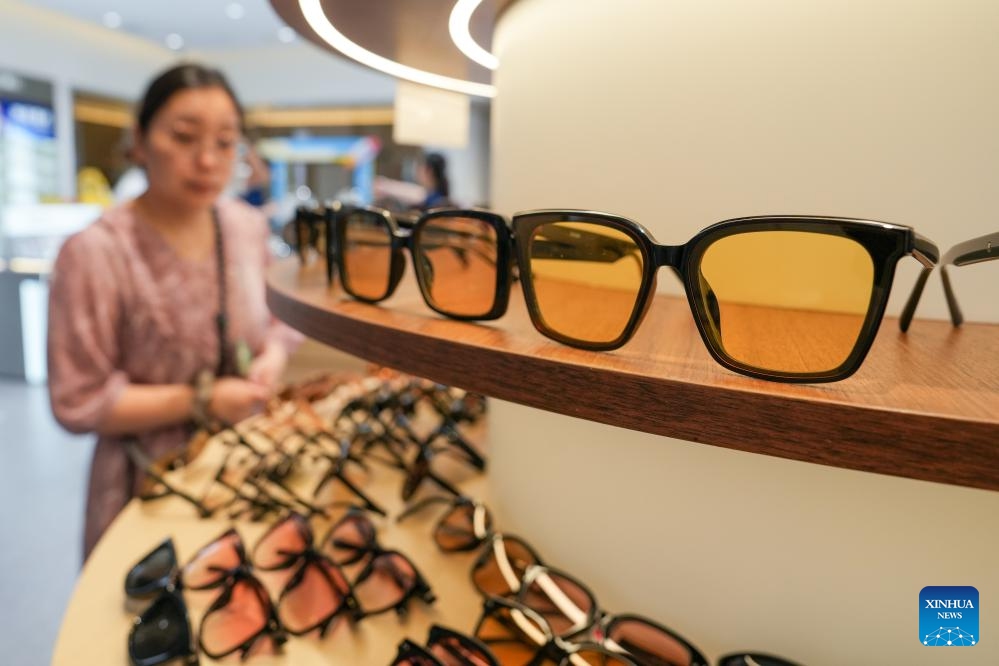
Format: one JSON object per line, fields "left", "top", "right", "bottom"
{"left": 0, "top": 379, "right": 93, "bottom": 666}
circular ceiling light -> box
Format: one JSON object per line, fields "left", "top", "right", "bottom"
{"left": 449, "top": 0, "right": 498, "bottom": 70}
{"left": 165, "top": 33, "right": 185, "bottom": 50}
{"left": 102, "top": 11, "right": 123, "bottom": 29}
{"left": 277, "top": 26, "right": 296, "bottom": 43}
{"left": 226, "top": 2, "right": 245, "bottom": 20}
{"left": 298, "top": 0, "right": 495, "bottom": 98}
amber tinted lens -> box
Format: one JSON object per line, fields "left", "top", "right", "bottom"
{"left": 353, "top": 552, "right": 417, "bottom": 613}
{"left": 519, "top": 570, "right": 594, "bottom": 637}
{"left": 428, "top": 629, "right": 497, "bottom": 666}
{"left": 278, "top": 559, "right": 349, "bottom": 634}
{"left": 604, "top": 617, "right": 694, "bottom": 666}
{"left": 472, "top": 536, "right": 540, "bottom": 597}
{"left": 435, "top": 502, "right": 492, "bottom": 551}
{"left": 200, "top": 578, "right": 271, "bottom": 657}
{"left": 415, "top": 216, "right": 499, "bottom": 316}
{"left": 527, "top": 221, "right": 645, "bottom": 345}
{"left": 475, "top": 603, "right": 550, "bottom": 661}
{"left": 697, "top": 230, "right": 875, "bottom": 375}
{"left": 342, "top": 210, "right": 393, "bottom": 299}
{"left": 183, "top": 531, "right": 243, "bottom": 589}
{"left": 253, "top": 514, "right": 309, "bottom": 570}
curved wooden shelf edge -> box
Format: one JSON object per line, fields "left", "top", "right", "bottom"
{"left": 267, "top": 260, "right": 999, "bottom": 492}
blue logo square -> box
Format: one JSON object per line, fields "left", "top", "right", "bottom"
{"left": 920, "top": 586, "right": 979, "bottom": 646}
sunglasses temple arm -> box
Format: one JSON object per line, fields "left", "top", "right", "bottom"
{"left": 396, "top": 495, "right": 453, "bottom": 523}
{"left": 899, "top": 233, "right": 966, "bottom": 332}
{"left": 125, "top": 443, "right": 213, "bottom": 518}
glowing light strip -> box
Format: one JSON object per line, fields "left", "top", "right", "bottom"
{"left": 299, "top": 0, "right": 496, "bottom": 98}
{"left": 449, "top": 0, "right": 498, "bottom": 70}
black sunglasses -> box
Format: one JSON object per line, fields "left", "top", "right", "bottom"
{"left": 512, "top": 211, "right": 939, "bottom": 382}
{"left": 900, "top": 229, "right": 998, "bottom": 331}
{"left": 332, "top": 205, "right": 514, "bottom": 320}
{"left": 128, "top": 588, "right": 199, "bottom": 666}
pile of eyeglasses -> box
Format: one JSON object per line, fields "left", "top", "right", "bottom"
{"left": 128, "top": 369, "right": 489, "bottom": 524}
{"left": 294, "top": 203, "right": 993, "bottom": 384}
{"left": 125, "top": 508, "right": 435, "bottom": 663}
{"left": 388, "top": 495, "right": 806, "bottom": 666}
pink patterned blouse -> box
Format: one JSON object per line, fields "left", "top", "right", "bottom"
{"left": 47, "top": 198, "right": 301, "bottom": 558}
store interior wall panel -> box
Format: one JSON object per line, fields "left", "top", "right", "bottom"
{"left": 490, "top": 0, "right": 999, "bottom": 663}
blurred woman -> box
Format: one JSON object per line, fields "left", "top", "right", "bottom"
{"left": 47, "top": 63, "right": 301, "bottom": 558}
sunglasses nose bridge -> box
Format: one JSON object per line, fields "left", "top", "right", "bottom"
{"left": 651, "top": 242, "right": 683, "bottom": 270}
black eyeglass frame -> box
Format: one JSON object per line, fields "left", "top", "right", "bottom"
{"left": 512, "top": 210, "right": 939, "bottom": 383}
{"left": 900, "top": 229, "right": 999, "bottom": 331}
{"left": 333, "top": 205, "right": 515, "bottom": 321}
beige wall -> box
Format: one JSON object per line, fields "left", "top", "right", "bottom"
{"left": 489, "top": 0, "right": 999, "bottom": 664}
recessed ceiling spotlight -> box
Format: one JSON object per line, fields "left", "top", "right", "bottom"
{"left": 277, "top": 26, "right": 296, "bottom": 43}
{"left": 102, "top": 11, "right": 123, "bottom": 29}
{"left": 449, "top": 0, "right": 498, "bottom": 70}
{"left": 165, "top": 33, "right": 185, "bottom": 50}
{"left": 225, "top": 2, "right": 245, "bottom": 20}
{"left": 299, "top": 0, "right": 495, "bottom": 98}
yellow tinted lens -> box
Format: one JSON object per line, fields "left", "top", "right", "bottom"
{"left": 528, "top": 221, "right": 644, "bottom": 345}
{"left": 698, "top": 230, "right": 875, "bottom": 374}
{"left": 342, "top": 211, "right": 392, "bottom": 299}
{"left": 416, "top": 216, "right": 498, "bottom": 316}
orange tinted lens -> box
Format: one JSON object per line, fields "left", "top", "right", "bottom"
{"left": 475, "top": 603, "right": 549, "bottom": 659}
{"left": 342, "top": 211, "right": 392, "bottom": 299}
{"left": 697, "top": 230, "right": 874, "bottom": 374}
{"left": 183, "top": 531, "right": 243, "bottom": 589}
{"left": 416, "top": 216, "right": 499, "bottom": 317}
{"left": 278, "top": 559, "right": 349, "bottom": 634}
{"left": 527, "top": 221, "right": 644, "bottom": 345}
{"left": 471, "top": 537, "right": 539, "bottom": 597}
{"left": 200, "top": 578, "right": 271, "bottom": 657}
{"left": 435, "top": 502, "right": 492, "bottom": 551}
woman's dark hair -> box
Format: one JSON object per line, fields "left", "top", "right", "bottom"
{"left": 424, "top": 152, "right": 450, "bottom": 197}
{"left": 136, "top": 63, "right": 244, "bottom": 133}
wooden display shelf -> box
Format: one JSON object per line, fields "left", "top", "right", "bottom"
{"left": 268, "top": 259, "right": 999, "bottom": 491}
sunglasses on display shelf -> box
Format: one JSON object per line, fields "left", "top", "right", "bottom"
{"left": 175, "top": 529, "right": 289, "bottom": 659}
{"left": 474, "top": 596, "right": 640, "bottom": 666}
{"left": 396, "top": 494, "right": 546, "bottom": 599}
{"left": 475, "top": 562, "right": 708, "bottom": 666}
{"left": 900, "top": 229, "right": 999, "bottom": 331}
{"left": 251, "top": 512, "right": 365, "bottom": 636}
{"left": 320, "top": 509, "right": 438, "bottom": 617}
{"left": 128, "top": 587, "right": 199, "bottom": 666}
{"left": 333, "top": 204, "right": 516, "bottom": 320}
{"left": 125, "top": 442, "right": 214, "bottom": 519}
{"left": 391, "top": 624, "right": 501, "bottom": 666}
{"left": 291, "top": 202, "right": 336, "bottom": 278}
{"left": 510, "top": 211, "right": 940, "bottom": 383}
{"left": 478, "top": 562, "right": 806, "bottom": 666}
{"left": 309, "top": 434, "right": 389, "bottom": 517}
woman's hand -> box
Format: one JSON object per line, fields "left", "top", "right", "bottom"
{"left": 209, "top": 378, "right": 270, "bottom": 424}
{"left": 247, "top": 342, "right": 289, "bottom": 392}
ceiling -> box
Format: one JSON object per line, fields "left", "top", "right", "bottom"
{"left": 272, "top": 0, "right": 516, "bottom": 97}
{"left": 23, "top": 0, "right": 296, "bottom": 50}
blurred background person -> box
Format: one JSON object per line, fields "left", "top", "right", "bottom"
{"left": 47, "top": 62, "right": 301, "bottom": 559}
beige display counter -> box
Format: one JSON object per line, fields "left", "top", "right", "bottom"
{"left": 52, "top": 424, "right": 492, "bottom": 665}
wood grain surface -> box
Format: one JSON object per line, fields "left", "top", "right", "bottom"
{"left": 268, "top": 259, "right": 999, "bottom": 491}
